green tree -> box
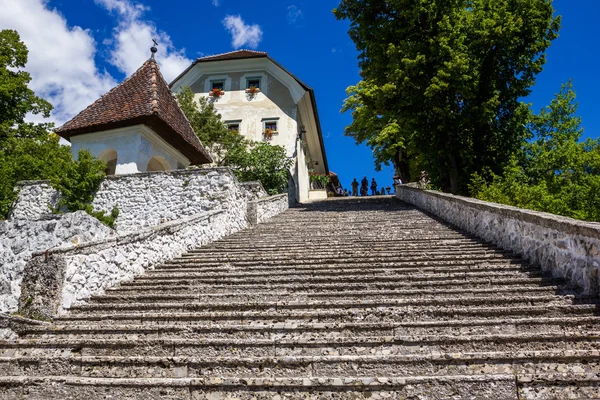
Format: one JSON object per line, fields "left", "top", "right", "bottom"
{"left": 470, "top": 81, "right": 600, "bottom": 222}
{"left": 176, "top": 86, "right": 248, "bottom": 166}
{"left": 176, "top": 86, "right": 292, "bottom": 195}
{"left": 50, "top": 148, "right": 119, "bottom": 227}
{"left": 0, "top": 30, "right": 72, "bottom": 217}
{"left": 235, "top": 142, "right": 293, "bottom": 195}
{"left": 335, "top": 0, "right": 560, "bottom": 193}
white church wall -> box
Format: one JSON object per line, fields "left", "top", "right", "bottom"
{"left": 69, "top": 125, "right": 190, "bottom": 175}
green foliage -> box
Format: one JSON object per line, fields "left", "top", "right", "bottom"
{"left": 232, "top": 142, "right": 293, "bottom": 195}
{"left": 177, "top": 86, "right": 292, "bottom": 195}
{"left": 470, "top": 81, "right": 600, "bottom": 222}
{"left": 0, "top": 29, "right": 71, "bottom": 218}
{"left": 334, "top": 0, "right": 560, "bottom": 193}
{"left": 176, "top": 86, "right": 247, "bottom": 166}
{"left": 309, "top": 171, "right": 331, "bottom": 187}
{"left": 50, "top": 149, "right": 119, "bottom": 228}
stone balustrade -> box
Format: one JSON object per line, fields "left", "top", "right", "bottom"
{"left": 396, "top": 185, "right": 600, "bottom": 296}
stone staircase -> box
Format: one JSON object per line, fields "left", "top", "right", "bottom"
{"left": 1, "top": 196, "right": 599, "bottom": 399}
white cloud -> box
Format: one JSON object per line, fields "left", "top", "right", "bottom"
{"left": 212, "top": 0, "right": 219, "bottom": 6}
{"left": 95, "top": 0, "right": 191, "bottom": 83}
{"left": 222, "top": 15, "right": 263, "bottom": 49}
{"left": 287, "top": 5, "right": 303, "bottom": 25}
{"left": 0, "top": 0, "right": 116, "bottom": 124}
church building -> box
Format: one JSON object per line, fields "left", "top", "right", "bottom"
{"left": 56, "top": 48, "right": 329, "bottom": 203}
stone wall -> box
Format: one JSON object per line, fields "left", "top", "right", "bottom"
{"left": 9, "top": 168, "right": 246, "bottom": 232}
{"left": 19, "top": 210, "right": 245, "bottom": 318}
{"left": 0, "top": 212, "right": 113, "bottom": 314}
{"left": 247, "top": 194, "right": 289, "bottom": 225}
{"left": 239, "top": 181, "right": 268, "bottom": 201}
{"left": 396, "top": 185, "right": 600, "bottom": 296}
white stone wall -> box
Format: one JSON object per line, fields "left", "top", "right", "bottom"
{"left": 9, "top": 168, "right": 246, "bottom": 233}
{"left": 247, "top": 194, "right": 289, "bottom": 225}
{"left": 239, "top": 181, "right": 268, "bottom": 201}
{"left": 396, "top": 185, "right": 600, "bottom": 296}
{"left": 0, "top": 212, "right": 113, "bottom": 313}
{"left": 46, "top": 210, "right": 243, "bottom": 313}
{"left": 8, "top": 181, "right": 58, "bottom": 220}
{"left": 70, "top": 125, "right": 190, "bottom": 174}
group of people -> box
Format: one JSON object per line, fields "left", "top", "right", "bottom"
{"left": 345, "top": 176, "right": 392, "bottom": 196}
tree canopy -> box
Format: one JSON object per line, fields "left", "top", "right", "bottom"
{"left": 176, "top": 86, "right": 292, "bottom": 195}
{"left": 470, "top": 81, "right": 600, "bottom": 222}
{"left": 334, "top": 0, "right": 560, "bottom": 194}
{"left": 0, "top": 29, "right": 108, "bottom": 221}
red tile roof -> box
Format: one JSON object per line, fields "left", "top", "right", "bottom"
{"left": 56, "top": 59, "right": 212, "bottom": 165}
{"left": 198, "top": 50, "right": 268, "bottom": 62}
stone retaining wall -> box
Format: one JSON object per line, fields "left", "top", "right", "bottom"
{"left": 239, "top": 181, "right": 268, "bottom": 201}
{"left": 19, "top": 210, "right": 244, "bottom": 319}
{"left": 247, "top": 194, "right": 290, "bottom": 225}
{"left": 9, "top": 168, "right": 246, "bottom": 232}
{"left": 396, "top": 185, "right": 600, "bottom": 296}
{"left": 0, "top": 212, "right": 113, "bottom": 314}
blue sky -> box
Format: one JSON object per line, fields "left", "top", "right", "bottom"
{"left": 1, "top": 0, "right": 598, "bottom": 192}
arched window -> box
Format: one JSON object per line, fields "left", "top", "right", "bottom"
{"left": 97, "top": 149, "right": 118, "bottom": 175}
{"left": 146, "top": 156, "right": 171, "bottom": 172}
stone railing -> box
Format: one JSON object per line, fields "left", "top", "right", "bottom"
{"left": 239, "top": 181, "right": 268, "bottom": 201}
{"left": 18, "top": 210, "right": 244, "bottom": 320}
{"left": 396, "top": 185, "right": 600, "bottom": 296}
{"left": 9, "top": 168, "right": 246, "bottom": 233}
{"left": 247, "top": 193, "right": 289, "bottom": 225}
{"left": 0, "top": 212, "right": 114, "bottom": 314}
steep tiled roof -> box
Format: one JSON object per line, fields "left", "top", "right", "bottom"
{"left": 56, "top": 59, "right": 212, "bottom": 165}
{"left": 198, "top": 50, "right": 268, "bottom": 62}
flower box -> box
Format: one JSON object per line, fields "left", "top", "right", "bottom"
{"left": 209, "top": 88, "right": 224, "bottom": 97}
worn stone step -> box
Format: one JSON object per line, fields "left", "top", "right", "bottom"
{"left": 89, "top": 285, "right": 575, "bottom": 305}
{"left": 142, "top": 265, "right": 533, "bottom": 282}
{"left": 155, "top": 258, "right": 525, "bottom": 274}
{"left": 0, "top": 374, "right": 519, "bottom": 399}
{"left": 55, "top": 304, "right": 599, "bottom": 325}
{"left": 173, "top": 253, "right": 516, "bottom": 266}
{"left": 187, "top": 241, "right": 497, "bottom": 254}
{"left": 517, "top": 373, "right": 600, "bottom": 399}
{"left": 121, "top": 270, "right": 544, "bottom": 288}
{"left": 179, "top": 247, "right": 511, "bottom": 260}
{"left": 3, "top": 331, "right": 600, "bottom": 358}
{"left": 107, "top": 276, "right": 564, "bottom": 294}
{"left": 67, "top": 294, "right": 580, "bottom": 314}
{"left": 1, "top": 351, "right": 599, "bottom": 382}
{"left": 18, "top": 316, "right": 600, "bottom": 341}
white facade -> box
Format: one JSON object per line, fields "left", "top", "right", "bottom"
{"left": 171, "top": 56, "right": 328, "bottom": 203}
{"left": 70, "top": 125, "right": 191, "bottom": 175}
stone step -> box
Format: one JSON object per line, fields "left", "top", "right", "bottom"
{"left": 518, "top": 373, "right": 600, "bottom": 399}
{"left": 172, "top": 253, "right": 518, "bottom": 267}
{"left": 1, "top": 351, "right": 599, "bottom": 382}
{"left": 67, "top": 294, "right": 580, "bottom": 314}
{"left": 107, "top": 276, "right": 564, "bottom": 294}
{"left": 18, "top": 317, "right": 600, "bottom": 341}
{"left": 142, "top": 264, "right": 533, "bottom": 282}
{"left": 89, "top": 285, "right": 575, "bottom": 305}
{"left": 179, "top": 247, "right": 510, "bottom": 260}
{"left": 0, "top": 374, "right": 519, "bottom": 399}
{"left": 55, "top": 304, "right": 599, "bottom": 325}
{"left": 3, "top": 332, "right": 600, "bottom": 358}
{"left": 186, "top": 241, "right": 497, "bottom": 253}
{"left": 158, "top": 259, "right": 525, "bottom": 273}
{"left": 116, "top": 270, "right": 547, "bottom": 287}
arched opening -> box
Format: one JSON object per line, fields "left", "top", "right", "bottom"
{"left": 97, "top": 149, "right": 118, "bottom": 175}
{"left": 146, "top": 156, "right": 172, "bottom": 172}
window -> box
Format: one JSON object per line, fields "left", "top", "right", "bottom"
{"left": 227, "top": 123, "right": 239, "bottom": 133}
{"left": 211, "top": 80, "right": 224, "bottom": 90}
{"left": 246, "top": 77, "right": 261, "bottom": 90}
{"left": 264, "top": 121, "right": 277, "bottom": 132}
